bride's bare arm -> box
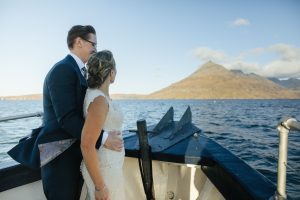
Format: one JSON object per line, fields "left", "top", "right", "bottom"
{"left": 81, "top": 96, "right": 109, "bottom": 192}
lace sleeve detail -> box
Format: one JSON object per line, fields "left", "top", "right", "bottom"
{"left": 83, "top": 89, "right": 109, "bottom": 117}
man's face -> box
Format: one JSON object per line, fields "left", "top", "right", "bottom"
{"left": 81, "top": 33, "right": 97, "bottom": 63}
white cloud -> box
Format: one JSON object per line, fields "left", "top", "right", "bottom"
{"left": 247, "top": 48, "right": 265, "bottom": 55}
{"left": 263, "top": 44, "right": 300, "bottom": 77}
{"left": 269, "top": 44, "right": 300, "bottom": 61}
{"left": 193, "top": 44, "right": 300, "bottom": 78}
{"left": 232, "top": 18, "right": 250, "bottom": 27}
{"left": 262, "top": 60, "right": 300, "bottom": 78}
{"left": 194, "top": 47, "right": 227, "bottom": 63}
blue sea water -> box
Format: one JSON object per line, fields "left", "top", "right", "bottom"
{"left": 0, "top": 99, "right": 299, "bottom": 199}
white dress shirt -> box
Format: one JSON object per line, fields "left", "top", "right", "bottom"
{"left": 69, "top": 52, "right": 85, "bottom": 76}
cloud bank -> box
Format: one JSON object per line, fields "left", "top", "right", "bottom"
{"left": 232, "top": 18, "right": 250, "bottom": 27}
{"left": 193, "top": 44, "right": 300, "bottom": 78}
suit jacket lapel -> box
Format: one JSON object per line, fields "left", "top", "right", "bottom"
{"left": 66, "top": 55, "right": 87, "bottom": 88}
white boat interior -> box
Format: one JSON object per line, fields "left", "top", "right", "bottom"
{"left": 0, "top": 158, "right": 224, "bottom": 200}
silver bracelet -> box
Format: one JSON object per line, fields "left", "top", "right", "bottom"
{"left": 95, "top": 185, "right": 106, "bottom": 192}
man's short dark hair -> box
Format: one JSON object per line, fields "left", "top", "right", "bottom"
{"left": 67, "top": 25, "right": 96, "bottom": 49}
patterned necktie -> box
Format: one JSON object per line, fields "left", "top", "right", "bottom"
{"left": 81, "top": 67, "right": 87, "bottom": 79}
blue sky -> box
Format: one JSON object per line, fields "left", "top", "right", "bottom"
{"left": 0, "top": 0, "right": 300, "bottom": 96}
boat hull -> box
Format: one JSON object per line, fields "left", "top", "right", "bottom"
{"left": 0, "top": 134, "right": 275, "bottom": 199}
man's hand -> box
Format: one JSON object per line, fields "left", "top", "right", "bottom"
{"left": 103, "top": 131, "right": 123, "bottom": 152}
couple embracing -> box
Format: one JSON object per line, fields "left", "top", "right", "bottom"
{"left": 9, "top": 25, "right": 125, "bottom": 200}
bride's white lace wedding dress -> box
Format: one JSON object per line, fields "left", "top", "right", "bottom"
{"left": 81, "top": 88, "right": 125, "bottom": 200}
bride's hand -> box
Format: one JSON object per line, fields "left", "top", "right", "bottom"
{"left": 95, "top": 185, "right": 111, "bottom": 200}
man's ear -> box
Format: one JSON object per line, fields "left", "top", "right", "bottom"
{"left": 74, "top": 37, "right": 82, "bottom": 48}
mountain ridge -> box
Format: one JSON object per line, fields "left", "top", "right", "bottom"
{"left": 1, "top": 62, "right": 300, "bottom": 100}
{"left": 268, "top": 77, "right": 300, "bottom": 91}
{"left": 147, "top": 61, "right": 300, "bottom": 99}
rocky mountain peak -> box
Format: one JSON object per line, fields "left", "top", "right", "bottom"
{"left": 148, "top": 62, "right": 300, "bottom": 99}
{"left": 191, "top": 61, "right": 229, "bottom": 77}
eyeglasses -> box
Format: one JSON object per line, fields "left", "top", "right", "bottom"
{"left": 82, "top": 38, "right": 97, "bottom": 48}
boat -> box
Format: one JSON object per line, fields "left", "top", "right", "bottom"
{"left": 0, "top": 107, "right": 299, "bottom": 199}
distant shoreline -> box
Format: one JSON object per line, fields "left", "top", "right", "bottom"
{"left": 0, "top": 93, "right": 147, "bottom": 100}
{"left": 1, "top": 94, "right": 300, "bottom": 101}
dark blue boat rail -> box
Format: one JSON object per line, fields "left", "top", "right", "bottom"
{"left": 0, "top": 133, "right": 276, "bottom": 200}
{"left": 0, "top": 161, "right": 41, "bottom": 192}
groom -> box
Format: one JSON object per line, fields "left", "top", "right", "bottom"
{"left": 8, "top": 25, "right": 123, "bottom": 199}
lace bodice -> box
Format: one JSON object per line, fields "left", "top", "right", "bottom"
{"left": 83, "top": 88, "right": 124, "bottom": 131}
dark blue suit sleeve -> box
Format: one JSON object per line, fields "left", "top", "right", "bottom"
{"left": 46, "top": 63, "right": 84, "bottom": 140}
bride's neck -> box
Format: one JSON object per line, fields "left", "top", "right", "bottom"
{"left": 98, "top": 81, "right": 110, "bottom": 97}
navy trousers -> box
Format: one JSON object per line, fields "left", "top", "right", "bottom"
{"left": 41, "top": 141, "right": 83, "bottom": 200}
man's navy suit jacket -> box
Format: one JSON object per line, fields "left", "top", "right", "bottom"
{"left": 8, "top": 55, "right": 90, "bottom": 169}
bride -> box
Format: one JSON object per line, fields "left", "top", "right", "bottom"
{"left": 80, "top": 50, "right": 125, "bottom": 200}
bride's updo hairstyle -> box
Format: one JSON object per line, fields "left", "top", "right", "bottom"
{"left": 87, "top": 50, "right": 116, "bottom": 88}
